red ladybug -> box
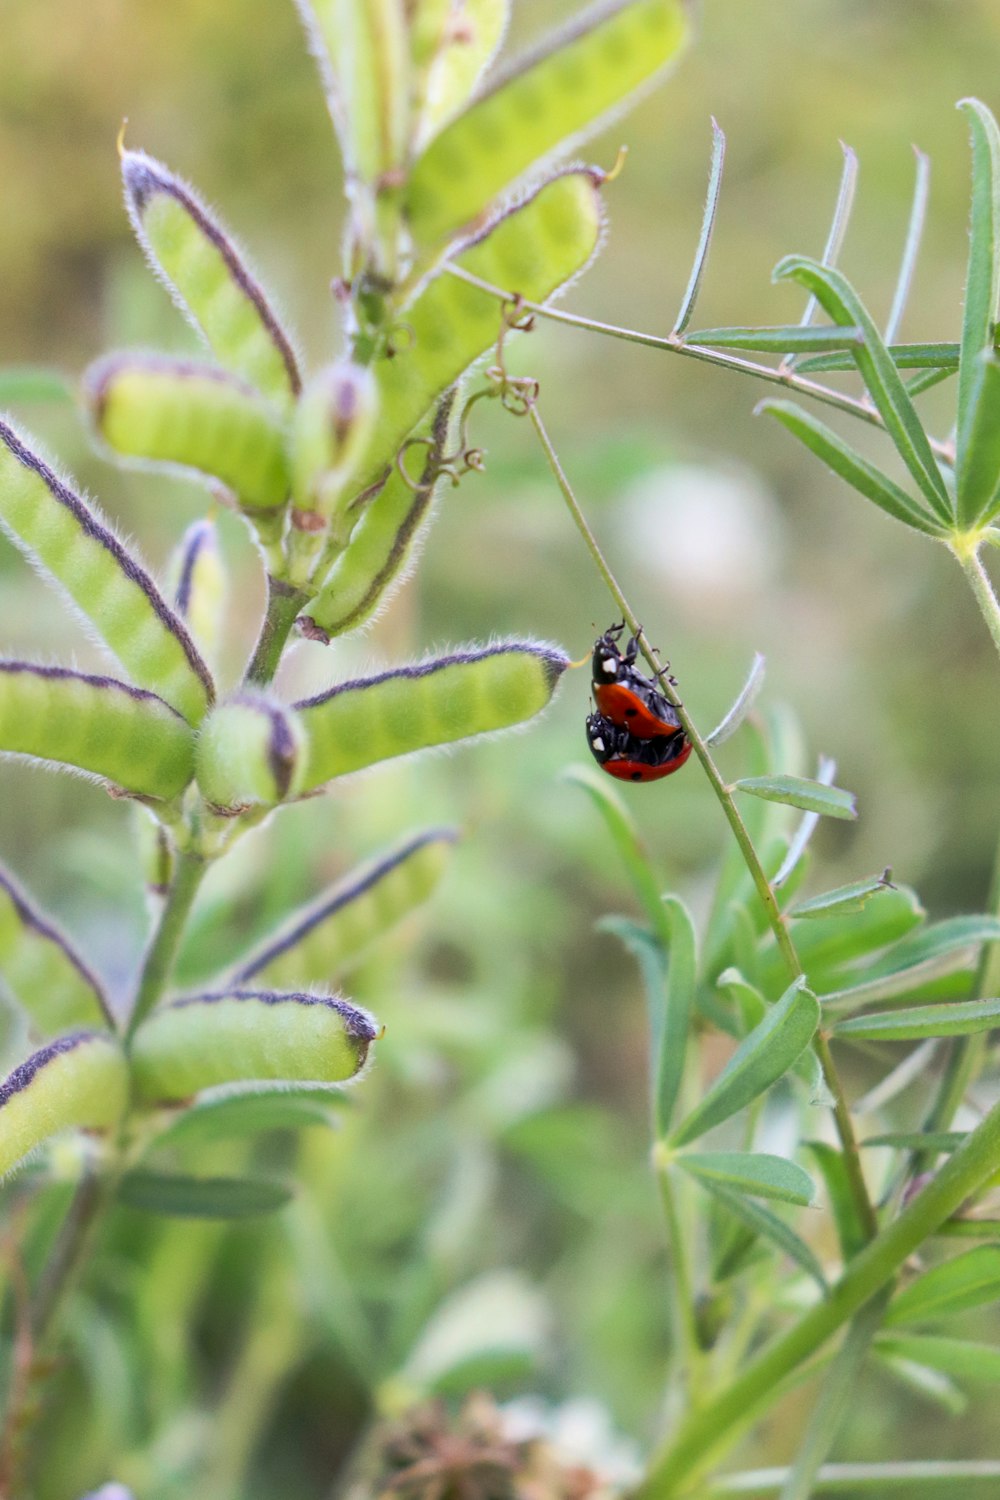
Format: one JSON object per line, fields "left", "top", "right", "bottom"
{"left": 591, "top": 623, "right": 681, "bottom": 740}
{"left": 586, "top": 712, "right": 692, "bottom": 784}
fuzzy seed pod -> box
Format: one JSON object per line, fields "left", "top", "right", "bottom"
{"left": 0, "top": 1032, "right": 128, "bottom": 1179}
{"left": 166, "top": 518, "right": 227, "bottom": 663}
{"left": 0, "top": 866, "right": 111, "bottom": 1036}
{"left": 289, "top": 362, "right": 379, "bottom": 580}
{"left": 195, "top": 694, "right": 307, "bottom": 812}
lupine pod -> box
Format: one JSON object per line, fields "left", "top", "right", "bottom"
{"left": 294, "top": 641, "right": 568, "bottom": 790}
{"left": 0, "top": 663, "right": 196, "bottom": 799}
{"left": 289, "top": 362, "right": 379, "bottom": 579}
{"left": 354, "top": 168, "right": 603, "bottom": 492}
{"left": 166, "top": 518, "right": 227, "bottom": 662}
{"left": 0, "top": 866, "right": 111, "bottom": 1035}
{"left": 0, "top": 419, "right": 213, "bottom": 724}
{"left": 129, "top": 990, "right": 378, "bottom": 1104}
{"left": 405, "top": 0, "right": 690, "bottom": 249}
{"left": 86, "top": 356, "right": 291, "bottom": 514}
{"left": 236, "top": 826, "right": 458, "bottom": 987}
{"left": 0, "top": 1032, "right": 128, "bottom": 1178}
{"left": 195, "top": 694, "right": 307, "bottom": 812}
{"left": 295, "top": 0, "right": 410, "bottom": 182}
{"left": 412, "top": 0, "right": 511, "bottom": 150}
{"left": 121, "top": 149, "right": 301, "bottom": 410}
{"left": 300, "top": 397, "right": 454, "bottom": 641}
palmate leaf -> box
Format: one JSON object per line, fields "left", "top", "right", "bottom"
{"left": 761, "top": 401, "right": 946, "bottom": 537}
{"left": 772, "top": 257, "right": 953, "bottom": 524}
{"left": 671, "top": 978, "right": 819, "bottom": 1145}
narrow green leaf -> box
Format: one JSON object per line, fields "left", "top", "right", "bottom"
{"left": 672, "top": 978, "right": 819, "bottom": 1145}
{"left": 956, "top": 99, "right": 1000, "bottom": 520}
{"left": 885, "top": 1246, "right": 1000, "bottom": 1327}
{"left": 791, "top": 872, "right": 895, "bottom": 921}
{"left": 820, "top": 914, "right": 1000, "bottom": 1012}
{"left": 146, "top": 1084, "right": 349, "bottom": 1152}
{"left": 716, "top": 970, "right": 827, "bottom": 1102}
{"left": 877, "top": 1333, "right": 1000, "bottom": 1384}
{"left": 0, "top": 366, "right": 74, "bottom": 405}
{"left": 673, "top": 118, "right": 726, "bottom": 335}
{"left": 708, "top": 1461, "right": 1000, "bottom": 1495}
{"left": 796, "top": 343, "right": 959, "bottom": 375}
{"left": 937, "top": 1218, "right": 1000, "bottom": 1241}
{"left": 875, "top": 1349, "right": 967, "bottom": 1413}
{"left": 676, "top": 1151, "right": 815, "bottom": 1207}
{"left": 884, "top": 149, "right": 931, "bottom": 346}
{"left": 862, "top": 1132, "right": 966, "bottom": 1154}
{"left": 805, "top": 1140, "right": 869, "bottom": 1260}
{"left": 772, "top": 756, "right": 836, "bottom": 890}
{"left": 773, "top": 256, "right": 952, "bottom": 521}
{"left": 693, "top": 1176, "right": 827, "bottom": 1289}
{"left": 118, "top": 1170, "right": 293, "bottom": 1218}
{"left": 706, "top": 652, "right": 766, "bottom": 747}
{"left": 906, "top": 366, "right": 957, "bottom": 397}
{"left": 834, "top": 998, "right": 1000, "bottom": 1042}
{"left": 957, "top": 355, "right": 1000, "bottom": 525}
{"left": 762, "top": 401, "right": 945, "bottom": 537}
{"left": 759, "top": 885, "right": 924, "bottom": 998}
{"left": 733, "top": 774, "right": 857, "bottom": 820}
{"left": 401, "top": 1271, "right": 548, "bottom": 1395}
{"left": 788, "top": 140, "right": 858, "bottom": 362}
{"left": 567, "top": 766, "right": 668, "bottom": 941}
{"left": 688, "top": 326, "right": 862, "bottom": 354}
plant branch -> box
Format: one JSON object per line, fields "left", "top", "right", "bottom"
{"left": 529, "top": 403, "right": 876, "bottom": 1239}
{"left": 635, "top": 1089, "right": 1000, "bottom": 1498}
{"left": 706, "top": 1460, "right": 1000, "bottom": 1496}
{"left": 126, "top": 849, "right": 206, "bottom": 1039}
{"left": 245, "top": 574, "right": 311, "bottom": 688}
{"left": 450, "top": 265, "right": 954, "bottom": 463}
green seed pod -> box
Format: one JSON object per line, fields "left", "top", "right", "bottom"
{"left": 0, "top": 419, "right": 214, "bottom": 725}
{"left": 121, "top": 148, "right": 301, "bottom": 410}
{"left": 130, "top": 990, "right": 378, "bottom": 1104}
{"left": 412, "top": 0, "right": 510, "bottom": 150}
{"left": 0, "top": 662, "right": 196, "bottom": 799}
{"left": 166, "top": 518, "right": 227, "bottom": 665}
{"left": 406, "top": 0, "right": 690, "bottom": 249}
{"left": 296, "top": 0, "right": 410, "bottom": 183}
{"left": 353, "top": 168, "right": 603, "bottom": 493}
{"left": 195, "top": 694, "right": 307, "bottom": 812}
{"left": 0, "top": 866, "right": 111, "bottom": 1036}
{"left": 236, "top": 826, "right": 458, "bottom": 987}
{"left": 300, "top": 396, "right": 454, "bottom": 642}
{"left": 0, "top": 1032, "right": 128, "bottom": 1179}
{"left": 289, "top": 362, "right": 379, "bottom": 580}
{"left": 294, "top": 640, "right": 568, "bottom": 790}
{"left": 86, "top": 355, "right": 291, "bottom": 514}
{"left": 133, "top": 806, "right": 174, "bottom": 900}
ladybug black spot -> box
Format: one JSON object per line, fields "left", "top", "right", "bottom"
{"left": 631, "top": 771, "right": 642, "bottom": 781}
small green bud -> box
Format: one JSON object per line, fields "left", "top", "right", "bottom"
{"left": 289, "top": 362, "right": 379, "bottom": 581}
{"left": 195, "top": 693, "right": 307, "bottom": 812}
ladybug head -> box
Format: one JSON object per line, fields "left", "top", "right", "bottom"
{"left": 591, "top": 622, "right": 627, "bottom": 683}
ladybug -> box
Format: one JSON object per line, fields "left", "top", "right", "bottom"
{"left": 591, "top": 623, "right": 681, "bottom": 740}
{"left": 586, "top": 711, "right": 692, "bottom": 784}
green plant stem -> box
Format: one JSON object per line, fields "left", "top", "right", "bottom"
{"left": 635, "top": 1090, "right": 1000, "bottom": 1499}
{"left": 28, "top": 1168, "right": 113, "bottom": 1345}
{"left": 451, "top": 265, "right": 955, "bottom": 464}
{"left": 529, "top": 403, "right": 875, "bottom": 1240}
{"left": 706, "top": 1461, "right": 1000, "bottom": 1496}
{"left": 126, "top": 849, "right": 207, "bottom": 1039}
{"left": 245, "top": 574, "right": 310, "bottom": 687}
{"left": 658, "top": 1169, "right": 705, "bottom": 1401}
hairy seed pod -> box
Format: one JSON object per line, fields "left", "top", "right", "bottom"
{"left": 134, "top": 806, "right": 175, "bottom": 900}
{"left": 289, "top": 362, "right": 379, "bottom": 579}
{"left": 0, "top": 662, "right": 196, "bottom": 799}
{"left": 130, "top": 990, "right": 378, "bottom": 1104}
{"left": 412, "top": 0, "right": 510, "bottom": 150}
{"left": 0, "top": 1032, "right": 128, "bottom": 1179}
{"left": 0, "top": 866, "right": 111, "bottom": 1035}
{"left": 294, "top": 641, "right": 568, "bottom": 790}
{"left": 236, "top": 826, "right": 458, "bottom": 987}
{"left": 121, "top": 148, "right": 301, "bottom": 409}
{"left": 300, "top": 396, "right": 454, "bottom": 641}
{"left": 166, "top": 518, "right": 227, "bottom": 663}
{"left": 354, "top": 169, "right": 602, "bottom": 493}
{"left": 0, "top": 419, "right": 213, "bottom": 724}
{"left": 296, "top": 0, "right": 410, "bottom": 183}
{"left": 195, "top": 694, "right": 307, "bottom": 812}
{"left": 406, "top": 0, "right": 690, "bottom": 248}
{"left": 86, "top": 355, "right": 291, "bottom": 514}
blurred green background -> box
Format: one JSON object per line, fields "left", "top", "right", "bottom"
{"left": 4, "top": 1, "right": 1000, "bottom": 1495}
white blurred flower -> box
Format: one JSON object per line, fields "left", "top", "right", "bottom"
{"left": 501, "top": 1395, "right": 642, "bottom": 1486}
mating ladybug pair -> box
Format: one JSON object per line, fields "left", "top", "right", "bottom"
{"left": 586, "top": 623, "right": 692, "bottom": 783}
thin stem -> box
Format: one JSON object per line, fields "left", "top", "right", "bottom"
{"left": 126, "top": 849, "right": 206, "bottom": 1039}
{"left": 28, "top": 1169, "right": 112, "bottom": 1344}
{"left": 529, "top": 403, "right": 876, "bottom": 1239}
{"left": 635, "top": 1089, "right": 1000, "bottom": 1498}
{"left": 449, "top": 265, "right": 955, "bottom": 463}
{"left": 707, "top": 1460, "right": 1000, "bottom": 1496}
{"left": 658, "top": 1169, "right": 705, "bottom": 1400}
{"left": 245, "top": 575, "right": 310, "bottom": 688}
{"left": 956, "top": 544, "right": 1000, "bottom": 662}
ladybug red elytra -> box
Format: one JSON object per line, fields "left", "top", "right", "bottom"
{"left": 586, "top": 711, "right": 693, "bottom": 784}
{"left": 591, "top": 622, "right": 681, "bottom": 740}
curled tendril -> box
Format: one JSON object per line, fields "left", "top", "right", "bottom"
{"left": 395, "top": 437, "right": 469, "bottom": 493}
